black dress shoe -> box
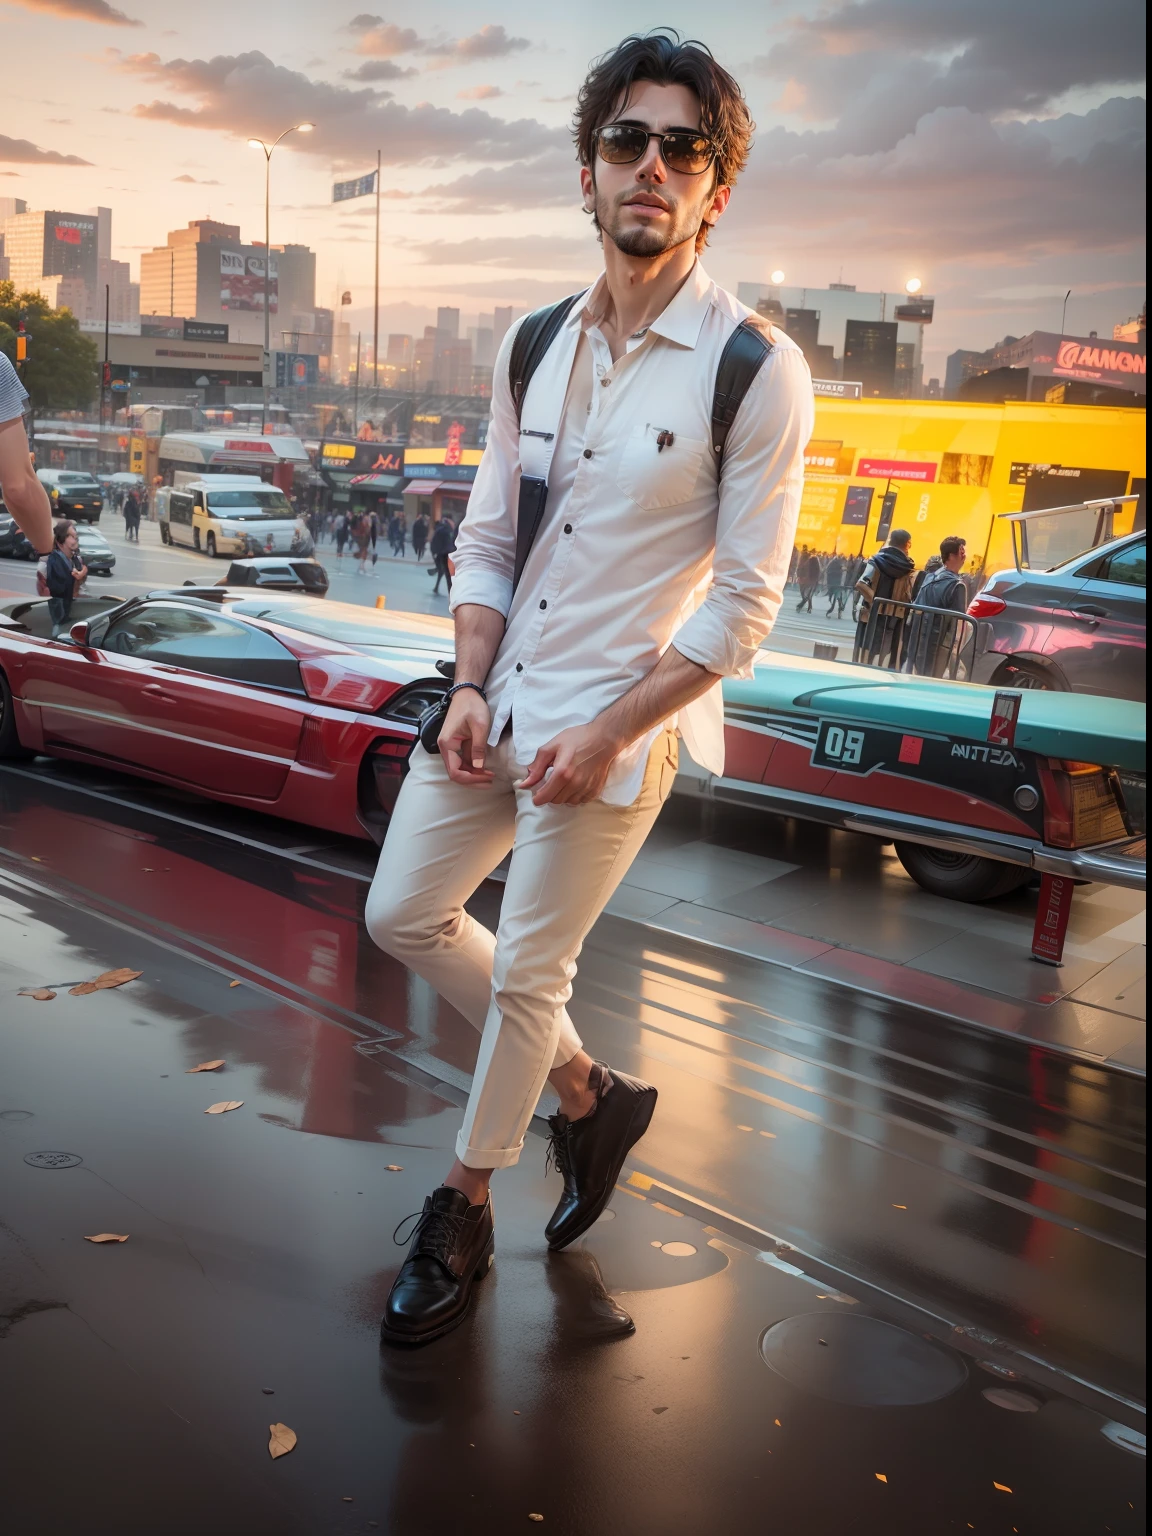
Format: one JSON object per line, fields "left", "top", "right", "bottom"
{"left": 380, "top": 1186, "right": 494, "bottom": 1347}
{"left": 545, "top": 1064, "right": 657, "bottom": 1251}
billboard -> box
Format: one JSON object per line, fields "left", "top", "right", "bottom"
{"left": 813, "top": 378, "right": 863, "bottom": 400}
{"left": 1027, "top": 331, "right": 1145, "bottom": 393}
{"left": 220, "top": 249, "right": 277, "bottom": 313}
{"left": 274, "top": 352, "right": 318, "bottom": 387}
{"left": 43, "top": 212, "right": 98, "bottom": 286}
{"left": 184, "top": 320, "right": 229, "bottom": 343}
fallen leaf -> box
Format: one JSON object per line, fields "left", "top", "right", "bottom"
{"left": 875, "top": 1473, "right": 888, "bottom": 1483}
{"left": 24, "top": 989, "right": 56, "bottom": 1001}
{"left": 736, "top": 1124, "right": 753, "bottom": 1132}
{"left": 30, "top": 855, "right": 42, "bottom": 862}
{"left": 85, "top": 1233, "right": 129, "bottom": 1243}
{"left": 385, "top": 1164, "right": 403, "bottom": 1172}
{"left": 204, "top": 1100, "right": 244, "bottom": 1115}
{"left": 92, "top": 968, "right": 143, "bottom": 990}
{"left": 69, "top": 982, "right": 99, "bottom": 996}
{"left": 993, "top": 1482, "right": 1013, "bottom": 1493}
{"left": 759, "top": 1131, "right": 776, "bottom": 1138}
{"left": 268, "top": 1423, "right": 296, "bottom": 1459}
{"left": 186, "top": 1060, "right": 225, "bottom": 1073}
{"left": 229, "top": 980, "right": 242, "bottom": 988}
{"left": 892, "top": 1204, "right": 907, "bottom": 1210}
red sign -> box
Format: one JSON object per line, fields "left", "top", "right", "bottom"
{"left": 54, "top": 225, "right": 82, "bottom": 246}
{"left": 898, "top": 735, "right": 923, "bottom": 765}
{"left": 223, "top": 439, "right": 275, "bottom": 454}
{"left": 1056, "top": 339, "right": 1146, "bottom": 381}
{"left": 856, "top": 459, "right": 937, "bottom": 483}
{"left": 1032, "top": 872, "right": 1074, "bottom": 964}
{"left": 987, "top": 690, "right": 1021, "bottom": 747}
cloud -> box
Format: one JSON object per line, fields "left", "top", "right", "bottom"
{"left": 410, "top": 234, "right": 596, "bottom": 269}
{"left": 0, "top": 132, "right": 92, "bottom": 165}
{"left": 349, "top": 19, "right": 422, "bottom": 58}
{"left": 118, "top": 49, "right": 567, "bottom": 166}
{"left": 425, "top": 24, "right": 529, "bottom": 68}
{"left": 458, "top": 84, "right": 502, "bottom": 101}
{"left": 343, "top": 59, "right": 415, "bottom": 82}
{"left": 419, "top": 146, "right": 578, "bottom": 210}
{"left": 173, "top": 173, "right": 220, "bottom": 183}
{"left": 7, "top": 0, "right": 141, "bottom": 23}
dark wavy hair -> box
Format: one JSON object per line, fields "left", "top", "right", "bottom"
{"left": 573, "top": 30, "right": 754, "bottom": 251}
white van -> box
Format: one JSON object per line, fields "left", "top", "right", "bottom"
{"left": 157, "top": 476, "right": 312, "bottom": 559}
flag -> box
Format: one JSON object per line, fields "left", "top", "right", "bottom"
{"left": 340, "top": 291, "right": 352, "bottom": 305}
{"left": 333, "top": 171, "right": 377, "bottom": 202}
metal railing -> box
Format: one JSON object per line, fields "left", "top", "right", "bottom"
{"left": 852, "top": 596, "right": 980, "bottom": 680}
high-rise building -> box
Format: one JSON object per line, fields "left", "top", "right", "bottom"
{"left": 0, "top": 203, "right": 134, "bottom": 324}
{"left": 0, "top": 197, "right": 29, "bottom": 223}
{"left": 843, "top": 320, "right": 898, "bottom": 397}
{"left": 387, "top": 334, "right": 412, "bottom": 365}
{"left": 436, "top": 306, "right": 460, "bottom": 341}
{"left": 493, "top": 306, "right": 513, "bottom": 351}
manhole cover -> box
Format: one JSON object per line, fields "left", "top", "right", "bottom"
{"left": 759, "top": 1313, "right": 967, "bottom": 1406}
{"left": 24, "top": 1151, "right": 83, "bottom": 1170}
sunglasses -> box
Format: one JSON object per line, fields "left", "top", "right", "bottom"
{"left": 595, "top": 123, "right": 717, "bottom": 176}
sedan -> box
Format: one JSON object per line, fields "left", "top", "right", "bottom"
{"left": 75, "top": 526, "right": 117, "bottom": 577}
{"left": 968, "top": 530, "right": 1146, "bottom": 700}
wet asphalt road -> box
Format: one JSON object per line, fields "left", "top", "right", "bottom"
{"left": 0, "top": 753, "right": 1145, "bottom": 1535}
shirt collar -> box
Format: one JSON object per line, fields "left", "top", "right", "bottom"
{"left": 576, "top": 261, "right": 714, "bottom": 350}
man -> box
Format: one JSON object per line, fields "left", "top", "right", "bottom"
{"left": 366, "top": 30, "right": 812, "bottom": 1347}
{"left": 796, "top": 547, "right": 821, "bottom": 612}
{"left": 411, "top": 511, "right": 428, "bottom": 564}
{"left": 824, "top": 551, "right": 847, "bottom": 619}
{"left": 0, "top": 353, "right": 53, "bottom": 564}
{"left": 123, "top": 487, "right": 141, "bottom": 542}
{"left": 429, "top": 514, "right": 455, "bottom": 596}
{"left": 907, "top": 535, "right": 969, "bottom": 676}
{"left": 45, "top": 519, "right": 87, "bottom": 637}
{"left": 854, "top": 528, "right": 916, "bottom": 667}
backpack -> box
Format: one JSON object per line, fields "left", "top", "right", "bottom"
{"left": 506, "top": 291, "right": 776, "bottom": 585}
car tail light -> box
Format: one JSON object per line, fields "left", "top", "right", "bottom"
{"left": 1037, "top": 759, "right": 1130, "bottom": 847}
{"left": 967, "top": 591, "right": 1006, "bottom": 618}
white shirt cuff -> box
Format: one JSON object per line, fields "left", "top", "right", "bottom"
{"left": 448, "top": 567, "right": 514, "bottom": 618}
{"left": 673, "top": 606, "right": 760, "bottom": 679}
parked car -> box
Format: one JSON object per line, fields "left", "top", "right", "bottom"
{"left": 36, "top": 470, "right": 103, "bottom": 523}
{"left": 75, "top": 524, "right": 116, "bottom": 577}
{"left": 0, "top": 508, "right": 35, "bottom": 561}
{"left": 181, "top": 555, "right": 329, "bottom": 596}
{"left": 968, "top": 529, "right": 1146, "bottom": 701}
{"left": 157, "top": 476, "right": 312, "bottom": 559}
{"left": 0, "top": 592, "right": 1144, "bottom": 904}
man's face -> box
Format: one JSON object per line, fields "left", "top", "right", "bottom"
{"left": 62, "top": 527, "right": 78, "bottom": 556}
{"left": 581, "top": 79, "right": 730, "bottom": 259}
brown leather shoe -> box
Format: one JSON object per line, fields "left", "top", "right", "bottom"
{"left": 380, "top": 1186, "right": 494, "bottom": 1347}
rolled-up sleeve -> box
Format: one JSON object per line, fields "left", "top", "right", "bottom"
{"left": 449, "top": 322, "right": 524, "bottom": 618}
{"left": 672, "top": 340, "right": 813, "bottom": 678}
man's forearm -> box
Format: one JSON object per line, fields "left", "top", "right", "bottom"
{"left": 452, "top": 602, "right": 506, "bottom": 687}
{"left": 597, "top": 642, "right": 716, "bottom": 751}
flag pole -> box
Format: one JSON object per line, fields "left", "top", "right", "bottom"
{"left": 373, "top": 148, "right": 381, "bottom": 413}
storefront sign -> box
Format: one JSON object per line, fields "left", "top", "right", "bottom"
{"left": 813, "top": 379, "right": 863, "bottom": 400}
{"left": 184, "top": 320, "right": 229, "bottom": 343}
{"left": 857, "top": 458, "right": 938, "bottom": 483}
{"left": 1027, "top": 331, "right": 1146, "bottom": 393}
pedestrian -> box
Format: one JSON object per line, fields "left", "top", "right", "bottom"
{"left": 0, "top": 352, "right": 54, "bottom": 566}
{"left": 429, "top": 514, "right": 455, "bottom": 595}
{"left": 854, "top": 529, "right": 917, "bottom": 667}
{"left": 353, "top": 512, "right": 372, "bottom": 574}
{"left": 366, "top": 31, "right": 812, "bottom": 1349}
{"left": 45, "top": 519, "right": 87, "bottom": 637}
{"left": 906, "top": 536, "right": 969, "bottom": 677}
{"left": 123, "top": 487, "right": 141, "bottom": 542}
{"left": 824, "top": 551, "right": 847, "bottom": 618}
{"left": 335, "top": 513, "right": 349, "bottom": 560}
{"left": 388, "top": 511, "right": 404, "bottom": 557}
{"left": 787, "top": 544, "right": 799, "bottom": 586}
{"left": 411, "top": 512, "right": 428, "bottom": 563}
{"left": 796, "top": 548, "right": 821, "bottom": 612}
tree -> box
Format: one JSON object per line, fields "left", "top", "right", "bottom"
{"left": 0, "top": 281, "right": 97, "bottom": 412}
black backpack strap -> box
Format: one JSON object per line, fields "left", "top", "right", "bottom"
{"left": 508, "top": 291, "right": 583, "bottom": 422}
{"left": 711, "top": 318, "right": 774, "bottom": 465}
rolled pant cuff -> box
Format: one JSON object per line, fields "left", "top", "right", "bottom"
{"left": 455, "top": 1134, "right": 524, "bottom": 1171}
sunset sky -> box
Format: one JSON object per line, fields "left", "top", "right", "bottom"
{"left": 2, "top": 0, "right": 1145, "bottom": 378}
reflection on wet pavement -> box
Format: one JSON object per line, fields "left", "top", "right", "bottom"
{"left": 0, "top": 769, "right": 1145, "bottom": 1534}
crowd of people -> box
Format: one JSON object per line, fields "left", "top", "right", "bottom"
{"left": 787, "top": 540, "right": 983, "bottom": 622}
{"left": 305, "top": 507, "right": 459, "bottom": 595}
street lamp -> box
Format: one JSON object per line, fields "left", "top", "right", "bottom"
{"left": 905, "top": 277, "right": 922, "bottom": 295}
{"left": 248, "top": 122, "right": 314, "bottom": 434}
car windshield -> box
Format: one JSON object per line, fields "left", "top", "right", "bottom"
{"left": 206, "top": 491, "right": 293, "bottom": 518}
{"left": 229, "top": 600, "right": 449, "bottom": 651}
{"left": 57, "top": 474, "right": 98, "bottom": 486}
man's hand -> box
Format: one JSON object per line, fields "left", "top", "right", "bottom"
{"left": 516, "top": 721, "right": 624, "bottom": 807}
{"left": 438, "top": 689, "right": 494, "bottom": 786}
{"left": 73, "top": 562, "right": 88, "bottom": 583}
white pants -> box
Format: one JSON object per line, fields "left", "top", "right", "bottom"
{"left": 365, "top": 729, "right": 679, "bottom": 1169}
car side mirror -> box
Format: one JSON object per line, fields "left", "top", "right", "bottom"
{"left": 69, "top": 620, "right": 91, "bottom": 647}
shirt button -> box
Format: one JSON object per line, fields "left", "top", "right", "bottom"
{"left": 600, "top": 377, "right": 611, "bottom": 387}
{"left": 539, "top": 599, "right": 547, "bottom": 610}
{"left": 515, "top": 662, "right": 523, "bottom": 672}
{"left": 583, "top": 448, "right": 593, "bottom": 459}
{"left": 563, "top": 523, "right": 572, "bottom": 534}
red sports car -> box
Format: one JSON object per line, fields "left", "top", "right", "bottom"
{"left": 0, "top": 589, "right": 451, "bottom": 842}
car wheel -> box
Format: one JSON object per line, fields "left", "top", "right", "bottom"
{"left": 0, "top": 668, "right": 34, "bottom": 760}
{"left": 894, "top": 841, "right": 1033, "bottom": 902}
{"left": 993, "top": 659, "right": 1062, "bottom": 692}
{"left": 206, "top": 534, "right": 217, "bottom": 559}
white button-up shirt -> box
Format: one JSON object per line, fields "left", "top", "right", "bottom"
{"left": 450, "top": 262, "right": 814, "bottom": 805}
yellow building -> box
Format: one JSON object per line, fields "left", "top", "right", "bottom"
{"left": 798, "top": 400, "right": 1145, "bottom": 572}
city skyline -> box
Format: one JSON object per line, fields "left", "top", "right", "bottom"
{"left": 1, "top": 0, "right": 1146, "bottom": 379}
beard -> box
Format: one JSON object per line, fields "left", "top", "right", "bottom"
{"left": 594, "top": 187, "right": 701, "bottom": 258}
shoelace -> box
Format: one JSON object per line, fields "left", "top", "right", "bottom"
{"left": 392, "top": 1204, "right": 465, "bottom": 1260}
{"left": 545, "top": 1122, "right": 573, "bottom": 1180}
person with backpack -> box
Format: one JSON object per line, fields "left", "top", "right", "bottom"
{"left": 906, "top": 536, "right": 969, "bottom": 676}
{"left": 366, "top": 31, "right": 812, "bottom": 1349}
{"left": 854, "top": 529, "right": 917, "bottom": 667}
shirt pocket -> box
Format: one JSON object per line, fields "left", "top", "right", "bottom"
{"left": 616, "top": 424, "right": 707, "bottom": 511}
